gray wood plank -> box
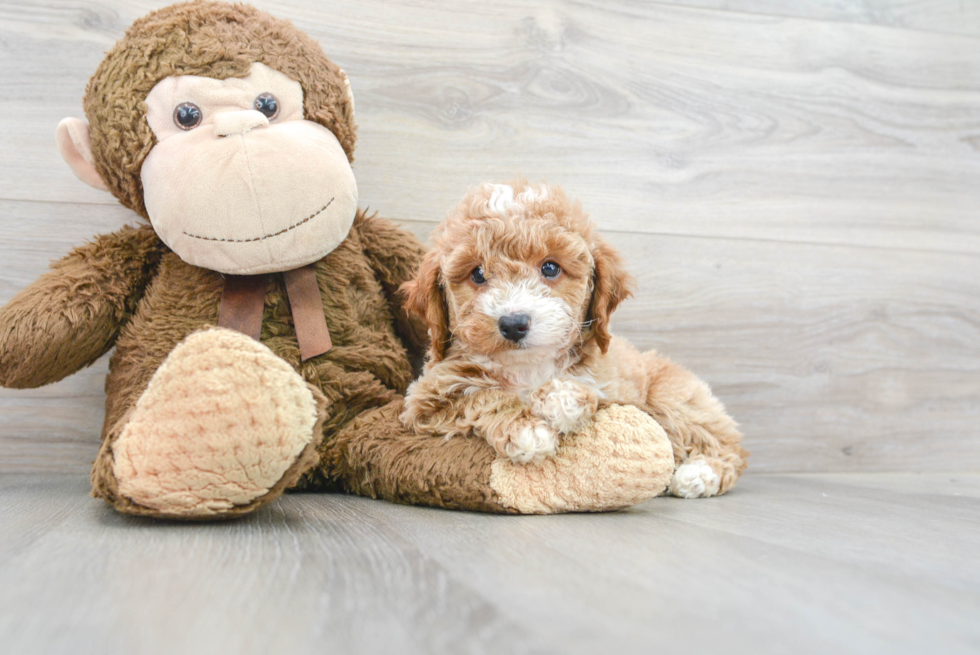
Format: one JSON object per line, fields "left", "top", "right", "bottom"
{"left": 0, "top": 473, "right": 976, "bottom": 655}
{"left": 356, "top": 472, "right": 980, "bottom": 654}
{"left": 789, "top": 471, "right": 980, "bottom": 498}
{"left": 0, "top": 473, "right": 90, "bottom": 560}
{"left": 659, "top": 474, "right": 980, "bottom": 591}
{"left": 652, "top": 0, "right": 980, "bottom": 38}
{"left": 0, "top": 0, "right": 978, "bottom": 252}
{"left": 0, "top": 475, "right": 547, "bottom": 655}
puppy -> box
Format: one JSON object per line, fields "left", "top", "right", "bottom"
{"left": 400, "top": 180, "right": 747, "bottom": 498}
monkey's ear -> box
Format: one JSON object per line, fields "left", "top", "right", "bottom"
{"left": 56, "top": 118, "right": 109, "bottom": 192}
{"left": 339, "top": 70, "right": 355, "bottom": 115}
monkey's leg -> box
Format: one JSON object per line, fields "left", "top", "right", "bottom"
{"left": 321, "top": 401, "right": 676, "bottom": 514}
{"left": 91, "top": 328, "right": 326, "bottom": 519}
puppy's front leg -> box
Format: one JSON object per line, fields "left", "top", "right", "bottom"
{"left": 474, "top": 393, "right": 561, "bottom": 464}
{"left": 402, "top": 381, "right": 558, "bottom": 464}
{"left": 530, "top": 379, "right": 599, "bottom": 435}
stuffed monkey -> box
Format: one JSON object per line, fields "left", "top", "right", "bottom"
{"left": 0, "top": 1, "right": 675, "bottom": 518}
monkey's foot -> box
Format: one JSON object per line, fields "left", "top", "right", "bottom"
{"left": 489, "top": 404, "right": 675, "bottom": 513}
{"left": 110, "top": 328, "right": 324, "bottom": 518}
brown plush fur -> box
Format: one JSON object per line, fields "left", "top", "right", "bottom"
{"left": 1, "top": 208, "right": 444, "bottom": 513}
{"left": 92, "top": 212, "right": 426, "bottom": 497}
{"left": 402, "top": 181, "right": 748, "bottom": 496}
{"left": 0, "top": 226, "right": 167, "bottom": 389}
{"left": 324, "top": 399, "right": 515, "bottom": 513}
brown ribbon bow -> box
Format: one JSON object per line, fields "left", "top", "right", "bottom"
{"left": 217, "top": 263, "right": 332, "bottom": 361}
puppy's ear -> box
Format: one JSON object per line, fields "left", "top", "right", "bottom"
{"left": 585, "top": 237, "right": 635, "bottom": 354}
{"left": 401, "top": 251, "right": 452, "bottom": 361}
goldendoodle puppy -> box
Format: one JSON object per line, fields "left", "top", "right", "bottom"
{"left": 400, "top": 180, "right": 747, "bottom": 498}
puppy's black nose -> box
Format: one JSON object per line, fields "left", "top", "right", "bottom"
{"left": 498, "top": 313, "right": 531, "bottom": 342}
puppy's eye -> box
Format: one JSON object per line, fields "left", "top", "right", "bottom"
{"left": 470, "top": 265, "right": 487, "bottom": 285}
{"left": 541, "top": 261, "right": 561, "bottom": 279}
{"left": 173, "top": 102, "right": 203, "bottom": 130}
{"left": 254, "top": 93, "right": 279, "bottom": 120}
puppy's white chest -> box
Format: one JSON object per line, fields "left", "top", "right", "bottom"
{"left": 505, "top": 362, "right": 604, "bottom": 403}
{"left": 505, "top": 360, "right": 560, "bottom": 398}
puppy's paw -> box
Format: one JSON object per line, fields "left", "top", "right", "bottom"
{"left": 501, "top": 419, "right": 559, "bottom": 464}
{"left": 530, "top": 379, "right": 598, "bottom": 434}
{"left": 668, "top": 458, "right": 722, "bottom": 499}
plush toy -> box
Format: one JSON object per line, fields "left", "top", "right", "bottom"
{"left": 0, "top": 1, "right": 676, "bottom": 519}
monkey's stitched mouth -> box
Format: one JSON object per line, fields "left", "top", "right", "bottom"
{"left": 181, "top": 197, "right": 335, "bottom": 243}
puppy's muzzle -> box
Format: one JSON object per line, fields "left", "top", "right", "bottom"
{"left": 498, "top": 313, "right": 531, "bottom": 342}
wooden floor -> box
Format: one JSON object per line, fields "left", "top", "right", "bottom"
{"left": 1, "top": 472, "right": 977, "bottom": 655}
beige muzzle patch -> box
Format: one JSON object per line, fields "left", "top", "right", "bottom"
{"left": 489, "top": 404, "right": 675, "bottom": 513}
{"left": 141, "top": 121, "right": 357, "bottom": 275}
{"left": 140, "top": 63, "right": 358, "bottom": 275}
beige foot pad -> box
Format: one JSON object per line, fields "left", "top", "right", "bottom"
{"left": 489, "top": 404, "right": 674, "bottom": 514}
{"left": 112, "top": 328, "right": 321, "bottom": 517}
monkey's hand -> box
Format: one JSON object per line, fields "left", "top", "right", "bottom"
{"left": 530, "top": 379, "right": 599, "bottom": 435}
{"left": 0, "top": 224, "right": 165, "bottom": 388}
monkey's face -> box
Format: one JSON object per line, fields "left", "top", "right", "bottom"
{"left": 139, "top": 63, "right": 358, "bottom": 275}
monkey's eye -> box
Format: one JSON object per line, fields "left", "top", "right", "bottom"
{"left": 254, "top": 93, "right": 279, "bottom": 120}
{"left": 173, "top": 102, "right": 202, "bottom": 130}
{"left": 470, "top": 265, "right": 487, "bottom": 285}
{"left": 541, "top": 261, "right": 561, "bottom": 279}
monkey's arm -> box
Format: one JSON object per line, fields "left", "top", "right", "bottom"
{"left": 0, "top": 223, "right": 166, "bottom": 388}
{"left": 354, "top": 211, "right": 430, "bottom": 361}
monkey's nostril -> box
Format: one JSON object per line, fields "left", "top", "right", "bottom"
{"left": 498, "top": 313, "right": 531, "bottom": 343}
{"left": 213, "top": 110, "right": 270, "bottom": 137}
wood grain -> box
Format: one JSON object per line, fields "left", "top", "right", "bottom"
{"left": 0, "top": 1, "right": 978, "bottom": 474}
{"left": 2, "top": 1, "right": 979, "bottom": 252}
{"left": 0, "top": 473, "right": 977, "bottom": 654}
{"left": 655, "top": 0, "right": 980, "bottom": 38}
